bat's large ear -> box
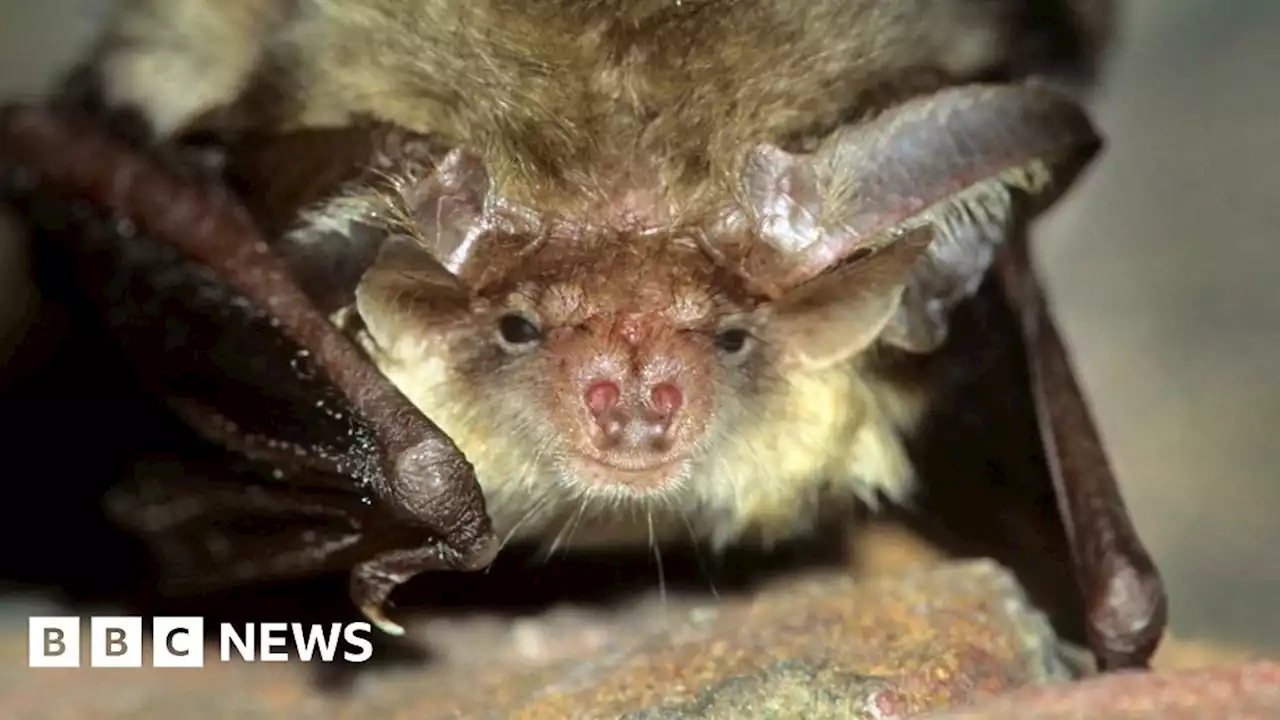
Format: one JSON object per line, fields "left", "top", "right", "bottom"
{"left": 713, "top": 83, "right": 1101, "bottom": 356}
{"left": 224, "top": 131, "right": 496, "bottom": 350}
{"left": 394, "top": 146, "right": 492, "bottom": 277}
{"left": 769, "top": 227, "right": 934, "bottom": 370}
{"left": 352, "top": 146, "right": 491, "bottom": 349}
{"left": 212, "top": 126, "right": 491, "bottom": 317}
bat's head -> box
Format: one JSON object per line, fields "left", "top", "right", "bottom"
{"left": 341, "top": 83, "right": 1101, "bottom": 549}
{"left": 350, "top": 209, "right": 781, "bottom": 512}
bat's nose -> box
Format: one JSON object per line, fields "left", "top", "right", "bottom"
{"left": 584, "top": 379, "right": 682, "bottom": 452}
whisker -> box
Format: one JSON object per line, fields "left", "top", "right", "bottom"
{"left": 673, "top": 497, "right": 718, "bottom": 599}
{"left": 492, "top": 489, "right": 552, "bottom": 562}
{"left": 558, "top": 490, "right": 591, "bottom": 558}
{"left": 542, "top": 513, "right": 572, "bottom": 564}
{"left": 485, "top": 438, "right": 556, "bottom": 572}
{"left": 648, "top": 508, "right": 667, "bottom": 608}
{"left": 544, "top": 487, "right": 589, "bottom": 563}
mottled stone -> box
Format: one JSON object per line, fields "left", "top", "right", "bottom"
{"left": 0, "top": 560, "right": 1069, "bottom": 719}
{"left": 921, "top": 661, "right": 1280, "bottom": 719}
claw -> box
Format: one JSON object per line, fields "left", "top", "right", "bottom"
{"left": 359, "top": 602, "right": 406, "bottom": 637}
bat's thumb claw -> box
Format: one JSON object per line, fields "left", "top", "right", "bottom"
{"left": 360, "top": 603, "right": 406, "bottom": 637}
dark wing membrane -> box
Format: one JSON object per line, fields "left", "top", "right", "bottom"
{"left": 104, "top": 455, "right": 391, "bottom": 594}
{"left": 881, "top": 203, "right": 1166, "bottom": 672}
{"left": 0, "top": 105, "right": 491, "bottom": 552}
{"left": 995, "top": 204, "right": 1167, "bottom": 671}
{"left": 10, "top": 143, "right": 386, "bottom": 492}
{"left": 882, "top": 258, "right": 1092, "bottom": 644}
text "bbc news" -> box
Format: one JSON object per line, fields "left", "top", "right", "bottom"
{"left": 28, "top": 617, "right": 374, "bottom": 667}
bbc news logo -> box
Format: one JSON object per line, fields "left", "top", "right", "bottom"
{"left": 28, "top": 617, "right": 373, "bottom": 667}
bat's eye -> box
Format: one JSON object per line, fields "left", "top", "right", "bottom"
{"left": 713, "top": 328, "right": 752, "bottom": 356}
{"left": 497, "top": 312, "right": 543, "bottom": 348}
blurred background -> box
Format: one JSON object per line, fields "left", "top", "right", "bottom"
{"left": 0, "top": 0, "right": 1277, "bottom": 659}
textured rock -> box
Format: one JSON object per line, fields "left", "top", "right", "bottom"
{"left": 0, "top": 560, "right": 1069, "bottom": 719}
{"left": 921, "top": 661, "right": 1280, "bottom": 719}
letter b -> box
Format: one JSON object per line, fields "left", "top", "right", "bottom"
{"left": 91, "top": 617, "right": 143, "bottom": 667}
{"left": 28, "top": 617, "right": 80, "bottom": 667}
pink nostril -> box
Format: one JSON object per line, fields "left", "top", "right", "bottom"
{"left": 584, "top": 380, "right": 620, "bottom": 417}
{"left": 649, "top": 382, "right": 683, "bottom": 418}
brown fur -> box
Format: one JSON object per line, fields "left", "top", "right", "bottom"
{"left": 282, "top": 0, "right": 1015, "bottom": 209}
{"left": 94, "top": 0, "right": 1026, "bottom": 215}
{"left": 94, "top": 0, "right": 288, "bottom": 136}
{"left": 84, "top": 0, "right": 1107, "bottom": 553}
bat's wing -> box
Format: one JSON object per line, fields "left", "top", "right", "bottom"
{"left": 997, "top": 207, "right": 1167, "bottom": 671}
{"left": 899, "top": 237, "right": 1167, "bottom": 672}
{"left": 719, "top": 81, "right": 1168, "bottom": 670}
{"left": 0, "top": 104, "right": 496, "bottom": 632}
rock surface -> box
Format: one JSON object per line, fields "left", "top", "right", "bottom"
{"left": 0, "top": 560, "right": 1070, "bottom": 719}
{"left": 922, "top": 661, "right": 1280, "bottom": 719}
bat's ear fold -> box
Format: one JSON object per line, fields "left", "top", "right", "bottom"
{"left": 400, "top": 146, "right": 492, "bottom": 276}
{"left": 217, "top": 127, "right": 493, "bottom": 316}
{"left": 771, "top": 228, "right": 933, "bottom": 370}
{"left": 712, "top": 83, "right": 1100, "bottom": 356}
{"left": 354, "top": 146, "right": 495, "bottom": 349}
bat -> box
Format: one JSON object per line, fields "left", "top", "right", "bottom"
{"left": 0, "top": 0, "right": 1165, "bottom": 671}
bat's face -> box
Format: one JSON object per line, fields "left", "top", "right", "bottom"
{"left": 475, "top": 238, "right": 755, "bottom": 494}
{"left": 351, "top": 220, "right": 913, "bottom": 551}
{"left": 322, "top": 83, "right": 1099, "bottom": 552}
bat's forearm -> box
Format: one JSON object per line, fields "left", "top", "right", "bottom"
{"left": 997, "top": 230, "right": 1167, "bottom": 670}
